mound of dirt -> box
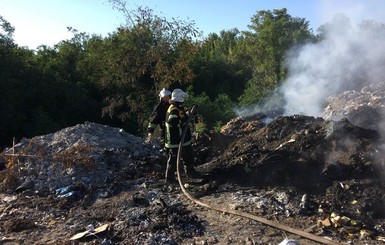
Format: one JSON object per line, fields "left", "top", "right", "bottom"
{"left": 1, "top": 113, "right": 385, "bottom": 244}
{"left": 0, "top": 122, "right": 205, "bottom": 244}
{"left": 0, "top": 121, "right": 162, "bottom": 194}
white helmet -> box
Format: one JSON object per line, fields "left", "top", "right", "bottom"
{"left": 159, "top": 88, "right": 171, "bottom": 98}
{"left": 171, "top": 89, "right": 188, "bottom": 103}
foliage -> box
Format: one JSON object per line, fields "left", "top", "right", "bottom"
{"left": 0, "top": 45, "right": 37, "bottom": 144}
{"left": 0, "top": 15, "right": 15, "bottom": 46}
{"left": 92, "top": 7, "right": 199, "bottom": 133}
{"left": 213, "top": 121, "right": 225, "bottom": 133}
{"left": 0, "top": 19, "right": 101, "bottom": 147}
{"left": 193, "top": 122, "right": 207, "bottom": 134}
{"left": 185, "top": 87, "right": 236, "bottom": 129}
{"left": 0, "top": 7, "right": 318, "bottom": 148}
{"left": 239, "top": 8, "right": 316, "bottom": 105}
{"left": 190, "top": 29, "right": 252, "bottom": 101}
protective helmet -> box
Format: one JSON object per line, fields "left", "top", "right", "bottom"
{"left": 159, "top": 88, "right": 171, "bottom": 98}
{"left": 171, "top": 89, "right": 188, "bottom": 103}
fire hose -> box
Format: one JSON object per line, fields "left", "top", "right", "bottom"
{"left": 175, "top": 105, "right": 342, "bottom": 245}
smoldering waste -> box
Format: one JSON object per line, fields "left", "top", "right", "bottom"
{"left": 1, "top": 106, "right": 385, "bottom": 244}
{"left": 199, "top": 84, "right": 385, "bottom": 243}
{"left": 323, "top": 81, "right": 385, "bottom": 131}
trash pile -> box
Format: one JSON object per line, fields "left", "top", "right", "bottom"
{"left": 220, "top": 114, "right": 267, "bottom": 137}
{"left": 323, "top": 81, "right": 385, "bottom": 131}
{"left": 0, "top": 122, "right": 207, "bottom": 244}
{"left": 0, "top": 122, "right": 161, "bottom": 195}
{"left": 197, "top": 88, "right": 385, "bottom": 243}
{"left": 1, "top": 84, "right": 385, "bottom": 244}
{"left": 202, "top": 115, "right": 382, "bottom": 186}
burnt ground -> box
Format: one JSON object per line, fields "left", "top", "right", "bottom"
{"left": 1, "top": 115, "right": 385, "bottom": 245}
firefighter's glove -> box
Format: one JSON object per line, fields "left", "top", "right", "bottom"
{"left": 145, "top": 132, "right": 154, "bottom": 143}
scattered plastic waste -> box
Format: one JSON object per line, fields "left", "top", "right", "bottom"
{"left": 101, "top": 238, "right": 113, "bottom": 245}
{"left": 278, "top": 238, "right": 300, "bottom": 245}
{"left": 376, "top": 236, "right": 385, "bottom": 242}
{"left": 55, "top": 185, "right": 82, "bottom": 199}
{"left": 57, "top": 190, "right": 79, "bottom": 199}
{"left": 70, "top": 224, "right": 109, "bottom": 241}
{"left": 86, "top": 224, "right": 95, "bottom": 232}
{"left": 275, "top": 138, "right": 296, "bottom": 150}
{"left": 299, "top": 194, "right": 308, "bottom": 215}
{"left": 1, "top": 195, "right": 17, "bottom": 202}
{"left": 55, "top": 185, "right": 76, "bottom": 195}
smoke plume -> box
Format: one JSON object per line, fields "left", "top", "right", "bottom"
{"left": 282, "top": 14, "right": 385, "bottom": 116}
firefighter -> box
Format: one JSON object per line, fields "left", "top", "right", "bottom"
{"left": 164, "top": 88, "right": 198, "bottom": 183}
{"left": 146, "top": 88, "right": 171, "bottom": 145}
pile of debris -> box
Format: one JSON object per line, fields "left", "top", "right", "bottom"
{"left": 203, "top": 115, "right": 382, "bottom": 184}
{"left": 323, "top": 81, "right": 385, "bottom": 131}
{"left": 0, "top": 122, "right": 208, "bottom": 244}
{"left": 220, "top": 113, "right": 267, "bottom": 137}
{"left": 1, "top": 83, "right": 385, "bottom": 244}
{"left": 0, "top": 122, "right": 162, "bottom": 195}
{"left": 199, "top": 113, "right": 385, "bottom": 243}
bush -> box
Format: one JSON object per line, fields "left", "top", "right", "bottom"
{"left": 185, "top": 87, "right": 235, "bottom": 130}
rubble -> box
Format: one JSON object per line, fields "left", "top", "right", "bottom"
{"left": 201, "top": 115, "right": 381, "bottom": 185}
{"left": 0, "top": 121, "right": 161, "bottom": 195}
{"left": 197, "top": 113, "right": 385, "bottom": 243}
{"left": 1, "top": 85, "right": 385, "bottom": 244}
{"left": 220, "top": 113, "right": 267, "bottom": 136}
{"left": 323, "top": 81, "right": 385, "bottom": 131}
{"left": 0, "top": 122, "right": 205, "bottom": 244}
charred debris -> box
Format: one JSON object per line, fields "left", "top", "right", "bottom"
{"left": 1, "top": 84, "right": 385, "bottom": 244}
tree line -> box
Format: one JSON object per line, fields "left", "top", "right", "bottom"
{"left": 0, "top": 6, "right": 317, "bottom": 148}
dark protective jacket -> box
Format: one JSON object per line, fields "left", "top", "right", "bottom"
{"left": 147, "top": 101, "right": 170, "bottom": 140}
{"left": 165, "top": 101, "right": 192, "bottom": 149}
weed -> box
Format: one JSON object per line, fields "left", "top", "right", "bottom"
{"left": 19, "top": 139, "right": 35, "bottom": 155}
{"left": 54, "top": 144, "right": 95, "bottom": 170}
{"left": 0, "top": 169, "right": 19, "bottom": 191}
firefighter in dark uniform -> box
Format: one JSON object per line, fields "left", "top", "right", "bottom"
{"left": 164, "top": 88, "right": 198, "bottom": 183}
{"left": 146, "top": 88, "right": 171, "bottom": 145}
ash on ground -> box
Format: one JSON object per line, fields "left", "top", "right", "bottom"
{"left": 1, "top": 87, "right": 385, "bottom": 244}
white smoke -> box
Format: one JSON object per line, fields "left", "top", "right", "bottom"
{"left": 282, "top": 14, "right": 385, "bottom": 116}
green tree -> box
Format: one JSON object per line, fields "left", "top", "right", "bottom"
{"left": 33, "top": 32, "right": 101, "bottom": 127}
{"left": 191, "top": 29, "right": 251, "bottom": 101}
{"left": 239, "top": 8, "right": 315, "bottom": 105}
{"left": 0, "top": 46, "right": 33, "bottom": 145}
{"left": 0, "top": 16, "right": 39, "bottom": 146}
{"left": 0, "top": 15, "right": 15, "bottom": 46}
{"left": 94, "top": 7, "right": 199, "bottom": 133}
{"left": 185, "top": 88, "right": 235, "bottom": 130}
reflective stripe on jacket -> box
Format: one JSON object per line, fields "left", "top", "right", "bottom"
{"left": 165, "top": 102, "right": 192, "bottom": 148}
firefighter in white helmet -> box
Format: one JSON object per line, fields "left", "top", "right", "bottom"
{"left": 146, "top": 88, "right": 171, "bottom": 145}
{"left": 164, "top": 88, "right": 199, "bottom": 183}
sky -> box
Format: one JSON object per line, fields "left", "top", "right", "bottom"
{"left": 1, "top": 0, "right": 385, "bottom": 50}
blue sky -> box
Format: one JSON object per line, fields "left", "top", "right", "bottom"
{"left": 1, "top": 0, "right": 385, "bottom": 50}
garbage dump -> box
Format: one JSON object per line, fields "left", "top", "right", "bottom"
{"left": 323, "top": 81, "right": 385, "bottom": 131}
{"left": 1, "top": 82, "right": 385, "bottom": 244}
